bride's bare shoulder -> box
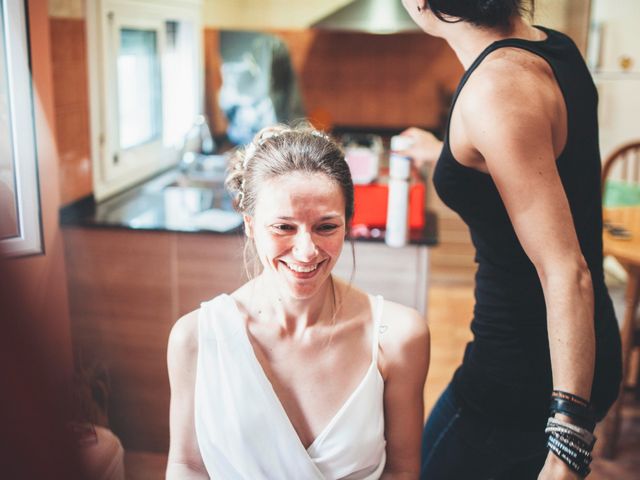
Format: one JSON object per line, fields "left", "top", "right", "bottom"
{"left": 168, "top": 309, "right": 200, "bottom": 358}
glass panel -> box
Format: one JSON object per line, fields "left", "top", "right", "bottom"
{"left": 163, "top": 19, "right": 197, "bottom": 147}
{"left": 117, "top": 28, "right": 162, "bottom": 150}
{"left": 0, "top": 2, "right": 19, "bottom": 239}
{"left": 219, "top": 31, "right": 304, "bottom": 145}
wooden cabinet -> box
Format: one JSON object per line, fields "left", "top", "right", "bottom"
{"left": 63, "top": 227, "right": 430, "bottom": 452}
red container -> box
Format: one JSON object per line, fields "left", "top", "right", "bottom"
{"left": 352, "top": 181, "right": 425, "bottom": 229}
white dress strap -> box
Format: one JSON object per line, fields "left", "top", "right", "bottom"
{"left": 371, "top": 295, "right": 384, "bottom": 363}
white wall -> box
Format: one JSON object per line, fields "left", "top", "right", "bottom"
{"left": 49, "top": 0, "right": 84, "bottom": 18}
{"left": 202, "top": 0, "right": 353, "bottom": 29}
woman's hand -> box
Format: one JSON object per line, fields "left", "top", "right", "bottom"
{"left": 537, "top": 451, "right": 583, "bottom": 480}
{"left": 397, "top": 127, "right": 443, "bottom": 169}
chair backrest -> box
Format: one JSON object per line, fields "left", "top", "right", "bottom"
{"left": 601, "top": 141, "right": 640, "bottom": 206}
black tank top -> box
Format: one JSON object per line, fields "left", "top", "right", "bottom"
{"left": 433, "top": 27, "right": 622, "bottom": 429}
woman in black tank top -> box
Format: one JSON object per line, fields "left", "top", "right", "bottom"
{"left": 398, "top": 1, "right": 622, "bottom": 479}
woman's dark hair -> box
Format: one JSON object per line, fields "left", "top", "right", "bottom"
{"left": 424, "top": 0, "right": 534, "bottom": 29}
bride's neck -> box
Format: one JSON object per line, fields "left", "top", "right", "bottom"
{"left": 252, "top": 275, "right": 337, "bottom": 337}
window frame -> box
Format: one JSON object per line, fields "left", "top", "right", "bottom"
{"left": 0, "top": 0, "right": 43, "bottom": 257}
{"left": 87, "top": 0, "right": 203, "bottom": 201}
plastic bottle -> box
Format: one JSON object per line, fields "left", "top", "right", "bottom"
{"left": 385, "top": 135, "right": 413, "bottom": 247}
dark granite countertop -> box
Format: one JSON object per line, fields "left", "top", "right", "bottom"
{"left": 60, "top": 167, "right": 438, "bottom": 246}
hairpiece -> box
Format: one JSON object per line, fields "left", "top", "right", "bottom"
{"left": 258, "top": 130, "right": 282, "bottom": 145}
{"left": 311, "top": 130, "right": 330, "bottom": 141}
{"left": 243, "top": 130, "right": 284, "bottom": 170}
{"left": 237, "top": 179, "right": 246, "bottom": 210}
{"left": 242, "top": 143, "right": 256, "bottom": 170}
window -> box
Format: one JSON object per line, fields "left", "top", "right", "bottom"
{"left": 0, "top": 0, "right": 43, "bottom": 257}
{"left": 88, "top": 0, "right": 202, "bottom": 200}
{"left": 117, "top": 28, "right": 162, "bottom": 150}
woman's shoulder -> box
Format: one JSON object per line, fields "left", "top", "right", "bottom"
{"left": 334, "top": 278, "right": 427, "bottom": 343}
{"left": 170, "top": 291, "right": 239, "bottom": 350}
{"left": 168, "top": 309, "right": 200, "bottom": 357}
{"left": 466, "top": 46, "right": 555, "bottom": 104}
{"left": 378, "top": 299, "right": 429, "bottom": 379}
{"left": 457, "top": 49, "right": 560, "bottom": 145}
{"left": 380, "top": 299, "right": 428, "bottom": 346}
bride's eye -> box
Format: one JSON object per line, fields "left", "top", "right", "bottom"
{"left": 317, "top": 224, "right": 338, "bottom": 233}
{"left": 272, "top": 224, "right": 295, "bottom": 232}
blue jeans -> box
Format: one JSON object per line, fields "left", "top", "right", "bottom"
{"left": 421, "top": 384, "right": 548, "bottom": 480}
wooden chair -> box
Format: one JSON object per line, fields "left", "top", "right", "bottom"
{"left": 598, "top": 141, "right": 640, "bottom": 459}
{"left": 601, "top": 141, "right": 640, "bottom": 200}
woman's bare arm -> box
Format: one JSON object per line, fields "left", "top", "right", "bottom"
{"left": 460, "top": 55, "right": 592, "bottom": 480}
{"left": 166, "top": 311, "right": 209, "bottom": 479}
{"left": 380, "top": 301, "right": 430, "bottom": 479}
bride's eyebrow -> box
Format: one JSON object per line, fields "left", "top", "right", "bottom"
{"left": 318, "top": 214, "right": 342, "bottom": 221}
{"left": 273, "top": 214, "right": 342, "bottom": 221}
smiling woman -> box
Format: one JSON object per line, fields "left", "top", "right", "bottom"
{"left": 245, "top": 171, "right": 346, "bottom": 300}
{"left": 166, "top": 124, "right": 430, "bottom": 479}
{"left": 225, "top": 124, "right": 353, "bottom": 279}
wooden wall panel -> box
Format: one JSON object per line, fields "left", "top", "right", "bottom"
{"left": 50, "top": 18, "right": 93, "bottom": 205}
{"left": 176, "top": 233, "right": 246, "bottom": 315}
{"left": 64, "top": 229, "right": 247, "bottom": 452}
{"left": 63, "top": 228, "right": 174, "bottom": 452}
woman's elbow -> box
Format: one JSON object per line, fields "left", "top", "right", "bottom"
{"left": 538, "top": 255, "right": 592, "bottom": 292}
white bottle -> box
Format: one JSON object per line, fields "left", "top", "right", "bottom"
{"left": 385, "top": 136, "right": 413, "bottom": 247}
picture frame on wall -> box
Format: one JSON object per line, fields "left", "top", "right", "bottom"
{"left": 0, "top": 0, "right": 43, "bottom": 257}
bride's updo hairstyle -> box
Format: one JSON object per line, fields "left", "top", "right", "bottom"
{"left": 423, "top": 0, "right": 534, "bottom": 29}
{"left": 226, "top": 123, "right": 354, "bottom": 222}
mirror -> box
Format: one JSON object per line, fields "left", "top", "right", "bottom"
{"left": 218, "top": 30, "right": 305, "bottom": 145}
{"left": 0, "top": 3, "right": 19, "bottom": 240}
{"left": 0, "top": 0, "right": 42, "bottom": 257}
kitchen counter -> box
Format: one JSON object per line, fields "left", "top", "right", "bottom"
{"left": 60, "top": 167, "right": 439, "bottom": 246}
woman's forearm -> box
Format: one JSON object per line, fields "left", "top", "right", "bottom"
{"left": 540, "top": 261, "right": 595, "bottom": 399}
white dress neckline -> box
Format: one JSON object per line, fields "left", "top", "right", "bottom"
{"left": 221, "top": 293, "right": 384, "bottom": 454}
{"left": 194, "top": 293, "right": 387, "bottom": 479}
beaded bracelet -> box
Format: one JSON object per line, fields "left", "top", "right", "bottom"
{"left": 546, "top": 417, "right": 596, "bottom": 446}
{"left": 545, "top": 426, "right": 594, "bottom": 450}
{"left": 545, "top": 417, "right": 595, "bottom": 477}
{"left": 552, "top": 433, "right": 593, "bottom": 458}
{"left": 547, "top": 435, "right": 591, "bottom": 477}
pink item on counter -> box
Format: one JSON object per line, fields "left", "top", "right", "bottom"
{"left": 345, "top": 147, "right": 380, "bottom": 184}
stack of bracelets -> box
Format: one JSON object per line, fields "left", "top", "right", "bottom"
{"left": 546, "top": 390, "right": 596, "bottom": 477}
